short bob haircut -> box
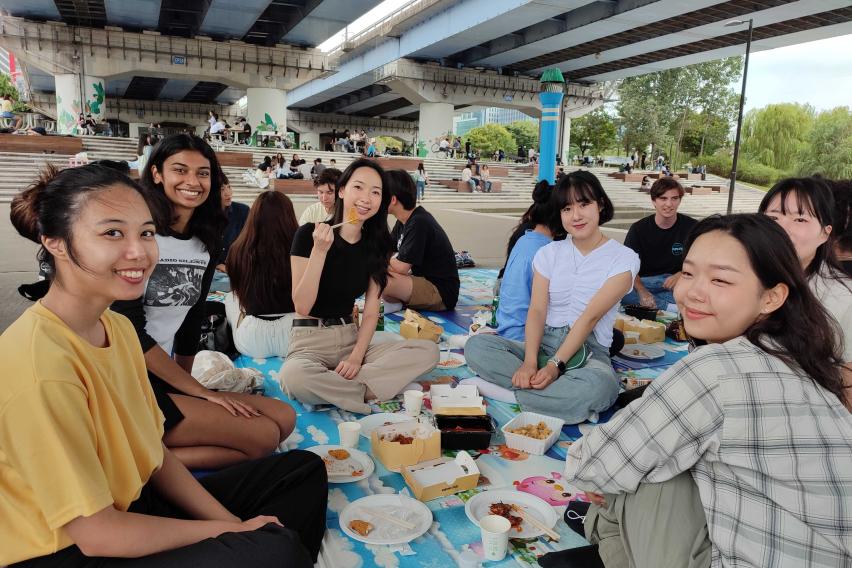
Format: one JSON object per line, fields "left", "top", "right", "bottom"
{"left": 650, "top": 176, "right": 684, "bottom": 200}
{"left": 554, "top": 170, "right": 614, "bottom": 225}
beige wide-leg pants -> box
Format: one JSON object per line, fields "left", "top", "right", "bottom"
{"left": 279, "top": 323, "right": 439, "bottom": 414}
{"left": 584, "top": 471, "right": 712, "bottom": 568}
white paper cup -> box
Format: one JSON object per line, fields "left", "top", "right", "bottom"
{"left": 403, "top": 390, "right": 424, "bottom": 416}
{"left": 338, "top": 421, "right": 361, "bottom": 448}
{"left": 480, "top": 514, "right": 511, "bottom": 561}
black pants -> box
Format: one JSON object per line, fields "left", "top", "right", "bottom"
{"left": 14, "top": 451, "right": 328, "bottom": 568}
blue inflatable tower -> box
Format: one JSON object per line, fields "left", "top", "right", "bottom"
{"left": 538, "top": 68, "right": 565, "bottom": 184}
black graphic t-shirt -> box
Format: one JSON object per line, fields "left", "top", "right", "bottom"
{"left": 624, "top": 213, "right": 698, "bottom": 277}
{"left": 112, "top": 233, "right": 214, "bottom": 356}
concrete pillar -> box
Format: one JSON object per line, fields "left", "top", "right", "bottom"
{"left": 246, "top": 87, "right": 287, "bottom": 136}
{"left": 538, "top": 91, "right": 563, "bottom": 184}
{"left": 300, "top": 131, "right": 320, "bottom": 150}
{"left": 418, "top": 102, "right": 453, "bottom": 158}
{"left": 55, "top": 73, "right": 106, "bottom": 134}
{"left": 559, "top": 114, "right": 571, "bottom": 167}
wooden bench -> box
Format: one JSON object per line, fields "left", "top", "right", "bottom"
{"left": 0, "top": 134, "right": 83, "bottom": 155}
{"left": 435, "top": 179, "right": 502, "bottom": 193}
{"left": 273, "top": 178, "right": 315, "bottom": 195}
{"left": 685, "top": 185, "right": 722, "bottom": 195}
{"left": 373, "top": 157, "right": 422, "bottom": 171}
{"left": 215, "top": 151, "right": 253, "bottom": 167}
{"left": 453, "top": 164, "right": 509, "bottom": 177}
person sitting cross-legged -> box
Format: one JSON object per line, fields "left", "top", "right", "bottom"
{"left": 622, "top": 177, "right": 697, "bottom": 310}
{"left": 465, "top": 171, "right": 639, "bottom": 424}
{"left": 382, "top": 170, "right": 460, "bottom": 312}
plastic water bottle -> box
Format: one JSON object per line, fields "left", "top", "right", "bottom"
{"left": 490, "top": 295, "right": 499, "bottom": 327}
{"left": 376, "top": 300, "right": 385, "bottom": 331}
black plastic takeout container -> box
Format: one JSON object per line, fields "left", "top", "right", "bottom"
{"left": 436, "top": 415, "right": 495, "bottom": 450}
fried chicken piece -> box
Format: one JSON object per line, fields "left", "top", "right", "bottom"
{"left": 328, "top": 449, "right": 351, "bottom": 460}
{"left": 349, "top": 519, "right": 373, "bottom": 536}
{"left": 489, "top": 502, "right": 523, "bottom": 532}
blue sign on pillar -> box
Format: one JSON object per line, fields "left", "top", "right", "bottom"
{"left": 172, "top": 55, "right": 186, "bottom": 65}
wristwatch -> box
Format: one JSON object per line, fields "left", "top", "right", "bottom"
{"left": 548, "top": 356, "right": 566, "bottom": 375}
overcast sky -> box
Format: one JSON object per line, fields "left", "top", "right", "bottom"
{"left": 743, "top": 33, "right": 852, "bottom": 114}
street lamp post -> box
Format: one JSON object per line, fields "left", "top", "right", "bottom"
{"left": 725, "top": 18, "right": 754, "bottom": 215}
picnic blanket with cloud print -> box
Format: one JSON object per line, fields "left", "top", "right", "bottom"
{"left": 221, "top": 268, "right": 687, "bottom": 567}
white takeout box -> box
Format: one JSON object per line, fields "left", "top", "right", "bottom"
{"left": 429, "top": 384, "right": 486, "bottom": 416}
{"left": 402, "top": 451, "right": 480, "bottom": 501}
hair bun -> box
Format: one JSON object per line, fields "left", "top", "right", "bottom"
{"left": 10, "top": 166, "right": 59, "bottom": 242}
{"left": 532, "top": 180, "right": 552, "bottom": 204}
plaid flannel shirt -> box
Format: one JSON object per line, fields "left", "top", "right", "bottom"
{"left": 565, "top": 336, "right": 852, "bottom": 567}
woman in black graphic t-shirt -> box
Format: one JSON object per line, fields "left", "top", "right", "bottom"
{"left": 280, "top": 159, "right": 438, "bottom": 414}
{"left": 112, "top": 134, "right": 296, "bottom": 469}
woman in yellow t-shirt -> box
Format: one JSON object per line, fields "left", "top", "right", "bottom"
{"left": 2, "top": 164, "right": 327, "bottom": 567}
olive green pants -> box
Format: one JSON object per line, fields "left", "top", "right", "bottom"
{"left": 584, "top": 472, "right": 712, "bottom": 568}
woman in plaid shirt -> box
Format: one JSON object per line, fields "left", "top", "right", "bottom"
{"left": 565, "top": 214, "right": 851, "bottom": 568}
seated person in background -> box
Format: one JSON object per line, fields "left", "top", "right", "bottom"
{"left": 473, "top": 164, "right": 492, "bottom": 192}
{"left": 565, "top": 214, "right": 852, "bottom": 567}
{"left": 366, "top": 140, "right": 377, "bottom": 157}
{"left": 465, "top": 171, "right": 639, "bottom": 424}
{"left": 0, "top": 94, "right": 23, "bottom": 130}
{"left": 289, "top": 154, "right": 306, "bottom": 178}
{"left": 257, "top": 155, "right": 272, "bottom": 172}
{"left": 496, "top": 181, "right": 561, "bottom": 340}
{"left": 299, "top": 168, "right": 341, "bottom": 225}
{"left": 3, "top": 163, "right": 327, "bottom": 567}
{"left": 311, "top": 157, "right": 326, "bottom": 179}
{"left": 439, "top": 137, "right": 450, "bottom": 156}
{"left": 225, "top": 191, "right": 299, "bottom": 358}
{"left": 279, "top": 159, "right": 438, "bottom": 414}
{"left": 382, "top": 170, "right": 460, "bottom": 312}
{"left": 238, "top": 117, "right": 251, "bottom": 143}
{"left": 639, "top": 175, "right": 652, "bottom": 192}
{"left": 211, "top": 175, "right": 250, "bottom": 292}
{"left": 622, "top": 177, "right": 697, "bottom": 310}
{"left": 461, "top": 164, "right": 476, "bottom": 192}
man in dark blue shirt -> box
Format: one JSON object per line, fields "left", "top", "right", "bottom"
{"left": 211, "top": 176, "right": 249, "bottom": 292}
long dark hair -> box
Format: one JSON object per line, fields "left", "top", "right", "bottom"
{"left": 226, "top": 191, "right": 298, "bottom": 314}
{"left": 685, "top": 214, "right": 846, "bottom": 403}
{"left": 330, "top": 158, "right": 393, "bottom": 292}
{"left": 141, "top": 133, "right": 225, "bottom": 253}
{"left": 505, "top": 180, "right": 563, "bottom": 261}
{"left": 11, "top": 164, "right": 157, "bottom": 278}
{"left": 758, "top": 177, "right": 844, "bottom": 278}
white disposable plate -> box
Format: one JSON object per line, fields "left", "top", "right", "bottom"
{"left": 340, "top": 494, "right": 433, "bottom": 545}
{"left": 437, "top": 351, "right": 466, "bottom": 369}
{"left": 305, "top": 445, "right": 374, "bottom": 483}
{"left": 357, "top": 412, "right": 416, "bottom": 439}
{"left": 619, "top": 344, "right": 666, "bottom": 361}
{"left": 465, "top": 489, "right": 559, "bottom": 539}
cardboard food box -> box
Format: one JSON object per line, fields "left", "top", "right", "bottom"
{"left": 370, "top": 421, "right": 441, "bottom": 472}
{"left": 399, "top": 309, "right": 443, "bottom": 342}
{"left": 615, "top": 314, "right": 666, "bottom": 344}
{"left": 402, "top": 451, "right": 480, "bottom": 501}
{"left": 430, "top": 384, "right": 486, "bottom": 415}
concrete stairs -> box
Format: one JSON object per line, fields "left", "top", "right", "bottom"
{"left": 0, "top": 137, "right": 766, "bottom": 229}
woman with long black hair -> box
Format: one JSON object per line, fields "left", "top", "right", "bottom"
{"left": 758, "top": 177, "right": 851, "bottom": 409}
{"left": 279, "top": 158, "right": 438, "bottom": 414}
{"left": 112, "top": 134, "right": 297, "bottom": 469}
{"left": 565, "top": 214, "right": 851, "bottom": 567}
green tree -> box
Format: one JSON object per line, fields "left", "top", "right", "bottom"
{"left": 680, "top": 110, "right": 731, "bottom": 157}
{"left": 505, "top": 120, "right": 538, "bottom": 150}
{"left": 796, "top": 106, "right": 852, "bottom": 179}
{"left": 0, "top": 72, "right": 28, "bottom": 112}
{"left": 463, "top": 123, "right": 516, "bottom": 156}
{"left": 375, "top": 135, "right": 403, "bottom": 152}
{"left": 741, "top": 103, "right": 815, "bottom": 170}
{"left": 616, "top": 58, "right": 742, "bottom": 165}
{"left": 571, "top": 108, "right": 617, "bottom": 156}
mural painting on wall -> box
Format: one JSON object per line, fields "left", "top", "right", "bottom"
{"left": 56, "top": 94, "right": 82, "bottom": 134}
{"left": 88, "top": 81, "right": 105, "bottom": 115}
{"left": 250, "top": 113, "right": 279, "bottom": 146}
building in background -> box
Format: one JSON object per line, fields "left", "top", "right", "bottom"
{"left": 453, "top": 106, "right": 537, "bottom": 135}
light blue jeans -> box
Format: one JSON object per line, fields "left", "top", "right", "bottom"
{"left": 416, "top": 180, "right": 426, "bottom": 200}
{"left": 465, "top": 325, "right": 620, "bottom": 424}
{"left": 621, "top": 274, "right": 675, "bottom": 309}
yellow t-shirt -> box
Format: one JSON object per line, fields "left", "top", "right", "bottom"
{"left": 0, "top": 98, "right": 13, "bottom": 113}
{"left": 0, "top": 302, "right": 165, "bottom": 565}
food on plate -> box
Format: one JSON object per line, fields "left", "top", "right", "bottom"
{"left": 438, "top": 357, "right": 464, "bottom": 367}
{"left": 349, "top": 519, "right": 374, "bottom": 536}
{"left": 489, "top": 502, "right": 523, "bottom": 532}
{"left": 666, "top": 319, "right": 689, "bottom": 341}
{"left": 328, "top": 449, "right": 351, "bottom": 460}
{"left": 614, "top": 314, "right": 666, "bottom": 343}
{"left": 385, "top": 433, "right": 414, "bottom": 445}
{"left": 507, "top": 421, "right": 553, "bottom": 440}
{"left": 351, "top": 469, "right": 364, "bottom": 477}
